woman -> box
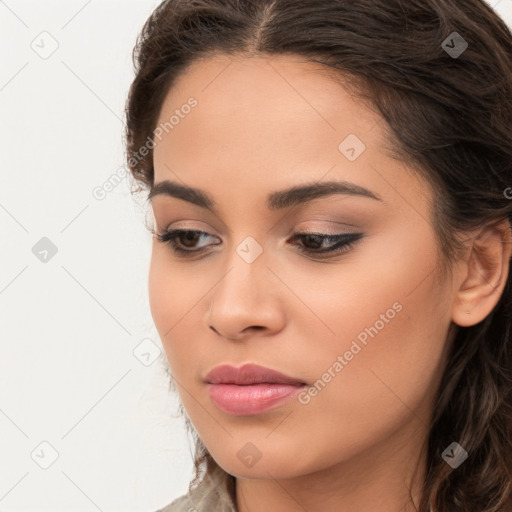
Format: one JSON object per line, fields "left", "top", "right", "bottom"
{"left": 124, "top": 0, "right": 512, "bottom": 510}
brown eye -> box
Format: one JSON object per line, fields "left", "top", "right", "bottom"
{"left": 178, "top": 231, "right": 202, "bottom": 248}
{"left": 289, "top": 232, "right": 363, "bottom": 256}
{"left": 154, "top": 229, "right": 220, "bottom": 254}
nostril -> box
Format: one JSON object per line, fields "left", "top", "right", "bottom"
{"left": 210, "top": 326, "right": 237, "bottom": 341}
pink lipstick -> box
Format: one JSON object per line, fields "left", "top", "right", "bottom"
{"left": 204, "top": 363, "right": 306, "bottom": 415}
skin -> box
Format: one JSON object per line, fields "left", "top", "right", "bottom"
{"left": 148, "top": 54, "right": 511, "bottom": 512}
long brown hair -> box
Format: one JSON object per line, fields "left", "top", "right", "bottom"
{"left": 124, "top": 1, "right": 512, "bottom": 510}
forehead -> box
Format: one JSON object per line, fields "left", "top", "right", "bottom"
{"left": 154, "top": 54, "right": 382, "bottom": 150}
{"left": 152, "top": 54, "right": 431, "bottom": 218}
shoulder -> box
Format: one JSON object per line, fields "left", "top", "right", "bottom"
{"left": 154, "top": 470, "right": 238, "bottom": 512}
{"left": 155, "top": 491, "right": 196, "bottom": 512}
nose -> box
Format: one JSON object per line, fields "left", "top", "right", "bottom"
{"left": 205, "top": 248, "right": 286, "bottom": 342}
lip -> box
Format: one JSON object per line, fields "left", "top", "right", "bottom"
{"left": 205, "top": 363, "right": 305, "bottom": 386}
{"left": 205, "top": 364, "right": 306, "bottom": 416}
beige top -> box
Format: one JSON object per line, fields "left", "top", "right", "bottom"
{"left": 156, "top": 465, "right": 238, "bottom": 512}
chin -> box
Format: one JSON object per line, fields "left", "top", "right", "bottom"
{"left": 212, "top": 450, "right": 314, "bottom": 481}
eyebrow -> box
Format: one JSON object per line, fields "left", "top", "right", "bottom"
{"left": 148, "top": 179, "right": 382, "bottom": 211}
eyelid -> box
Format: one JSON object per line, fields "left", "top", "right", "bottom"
{"left": 295, "top": 217, "right": 360, "bottom": 229}
{"left": 152, "top": 207, "right": 361, "bottom": 235}
{"left": 161, "top": 220, "right": 216, "bottom": 233}
{"left": 293, "top": 226, "right": 358, "bottom": 236}
{"left": 151, "top": 206, "right": 230, "bottom": 235}
{"left": 291, "top": 221, "right": 361, "bottom": 238}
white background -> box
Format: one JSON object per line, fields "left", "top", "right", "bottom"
{"left": 1, "top": 1, "right": 511, "bottom": 511}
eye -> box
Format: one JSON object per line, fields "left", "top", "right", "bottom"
{"left": 153, "top": 229, "right": 363, "bottom": 258}
{"left": 289, "top": 231, "right": 363, "bottom": 256}
{"left": 153, "top": 229, "right": 220, "bottom": 254}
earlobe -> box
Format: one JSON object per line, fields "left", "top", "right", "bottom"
{"left": 451, "top": 218, "right": 512, "bottom": 327}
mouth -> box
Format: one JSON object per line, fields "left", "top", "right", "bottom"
{"left": 204, "top": 363, "right": 306, "bottom": 416}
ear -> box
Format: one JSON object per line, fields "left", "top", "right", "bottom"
{"left": 451, "top": 218, "right": 512, "bottom": 327}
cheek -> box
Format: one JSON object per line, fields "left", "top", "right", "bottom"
{"left": 319, "top": 284, "right": 447, "bottom": 427}
{"left": 317, "top": 220, "right": 448, "bottom": 357}
{"left": 148, "top": 250, "right": 196, "bottom": 370}
{"left": 297, "top": 289, "right": 450, "bottom": 471}
{"left": 287, "top": 234, "right": 452, "bottom": 441}
{"left": 148, "top": 251, "right": 172, "bottom": 333}
{"left": 148, "top": 247, "right": 202, "bottom": 325}
{"left": 148, "top": 249, "right": 219, "bottom": 387}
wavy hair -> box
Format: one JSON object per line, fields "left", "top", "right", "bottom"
{"left": 124, "top": 1, "right": 512, "bottom": 510}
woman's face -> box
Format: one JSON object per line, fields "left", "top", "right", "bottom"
{"left": 149, "top": 54, "right": 457, "bottom": 480}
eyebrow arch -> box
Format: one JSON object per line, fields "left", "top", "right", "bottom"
{"left": 148, "top": 179, "right": 382, "bottom": 211}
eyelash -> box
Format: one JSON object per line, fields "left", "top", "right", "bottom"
{"left": 153, "top": 229, "right": 363, "bottom": 258}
